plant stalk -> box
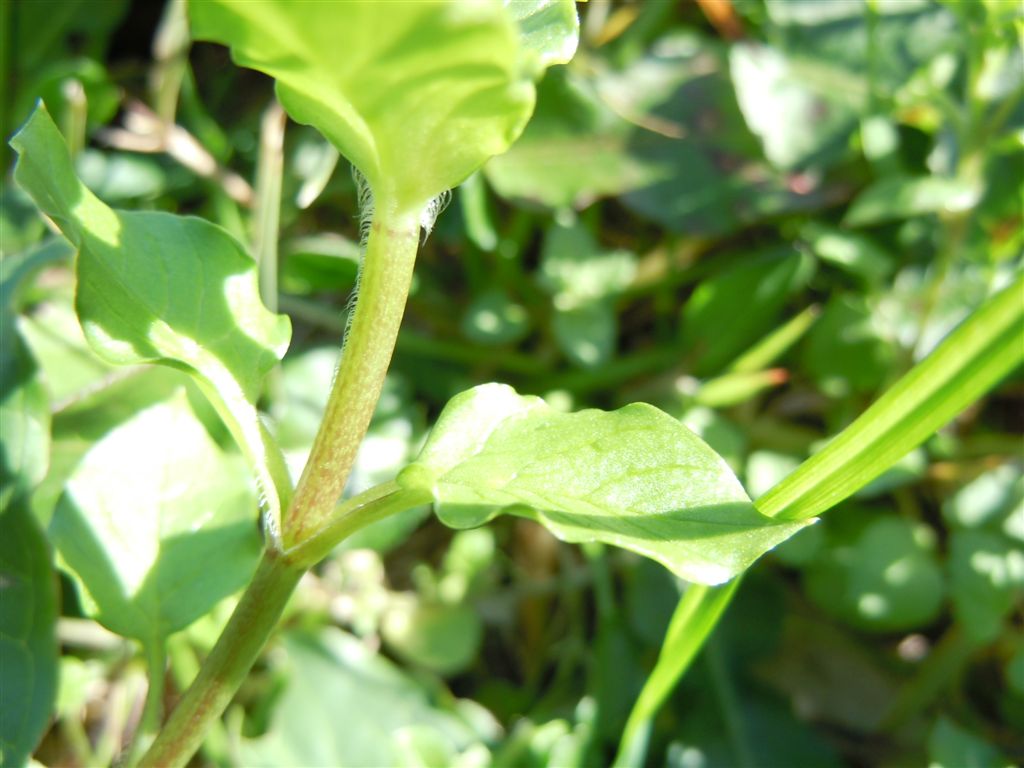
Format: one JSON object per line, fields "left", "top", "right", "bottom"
{"left": 283, "top": 207, "right": 420, "bottom": 546}
{"left": 139, "top": 550, "right": 304, "bottom": 768}
{"left": 141, "top": 204, "right": 421, "bottom": 767}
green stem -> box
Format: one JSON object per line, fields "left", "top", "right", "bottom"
{"left": 283, "top": 207, "right": 420, "bottom": 546}
{"left": 253, "top": 100, "right": 286, "bottom": 315}
{"left": 128, "top": 640, "right": 167, "bottom": 763}
{"left": 613, "top": 579, "right": 740, "bottom": 768}
{"left": 705, "top": 639, "right": 754, "bottom": 768}
{"left": 167, "top": 634, "right": 230, "bottom": 766}
{"left": 141, "top": 203, "right": 421, "bottom": 767}
{"left": 139, "top": 550, "right": 304, "bottom": 768}
{"left": 284, "top": 480, "right": 431, "bottom": 568}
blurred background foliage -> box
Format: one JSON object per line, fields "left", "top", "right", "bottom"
{"left": 1, "top": 0, "right": 1022, "bottom": 766}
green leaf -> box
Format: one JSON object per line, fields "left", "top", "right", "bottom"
{"left": 729, "top": 42, "right": 857, "bottom": 171}
{"left": 11, "top": 104, "right": 292, "bottom": 538}
{"left": 759, "top": 273, "right": 1024, "bottom": 521}
{"left": 801, "top": 294, "right": 895, "bottom": 396}
{"left": 190, "top": 0, "right": 576, "bottom": 212}
{"left": 552, "top": 302, "right": 617, "bottom": 369}
{"left": 0, "top": 502, "right": 58, "bottom": 768}
{"left": 49, "top": 391, "right": 262, "bottom": 641}
{"left": 484, "top": 67, "right": 656, "bottom": 209}
{"left": 948, "top": 530, "right": 1024, "bottom": 643}
{"left": 802, "top": 223, "right": 893, "bottom": 285}
{"left": 843, "top": 175, "right": 983, "bottom": 227}
{"left": 0, "top": 240, "right": 69, "bottom": 513}
{"left": 928, "top": 717, "right": 1012, "bottom": 768}
{"left": 382, "top": 598, "right": 483, "bottom": 676}
{"left": 539, "top": 221, "right": 636, "bottom": 305}
{"left": 399, "top": 384, "right": 810, "bottom": 585}
{"left": 0, "top": 325, "right": 49, "bottom": 515}
{"left": 805, "top": 517, "right": 944, "bottom": 632}
{"left": 460, "top": 290, "right": 531, "bottom": 345}
{"left": 681, "top": 249, "right": 813, "bottom": 376}
{"left": 238, "top": 628, "right": 483, "bottom": 767}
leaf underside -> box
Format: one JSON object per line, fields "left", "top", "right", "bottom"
{"left": 400, "top": 384, "right": 810, "bottom": 584}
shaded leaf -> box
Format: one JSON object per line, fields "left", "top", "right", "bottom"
{"left": 0, "top": 503, "right": 58, "bottom": 768}
{"left": 805, "top": 517, "right": 944, "bottom": 632}
{"left": 239, "top": 628, "right": 482, "bottom": 767}
{"left": 399, "top": 384, "right": 809, "bottom": 585}
{"left": 49, "top": 392, "right": 262, "bottom": 641}
{"left": 949, "top": 530, "right": 1024, "bottom": 643}
{"left": 682, "top": 249, "right": 812, "bottom": 376}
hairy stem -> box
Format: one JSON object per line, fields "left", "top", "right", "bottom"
{"left": 283, "top": 207, "right": 420, "bottom": 546}
{"left": 140, "top": 204, "right": 422, "bottom": 767}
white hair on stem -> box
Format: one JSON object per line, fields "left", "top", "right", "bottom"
{"left": 419, "top": 188, "right": 451, "bottom": 241}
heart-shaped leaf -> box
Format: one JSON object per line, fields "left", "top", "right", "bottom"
{"left": 49, "top": 391, "right": 262, "bottom": 641}
{"left": 399, "top": 384, "right": 810, "bottom": 584}
{"left": 190, "top": 0, "right": 577, "bottom": 212}
{"left": 11, "top": 104, "right": 292, "bottom": 539}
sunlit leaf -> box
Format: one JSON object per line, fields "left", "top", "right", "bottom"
{"left": 12, "top": 104, "right": 292, "bottom": 538}
{"left": 759, "top": 273, "right": 1024, "bottom": 522}
{"left": 400, "top": 384, "right": 809, "bottom": 585}
{"left": 191, "top": 0, "right": 577, "bottom": 212}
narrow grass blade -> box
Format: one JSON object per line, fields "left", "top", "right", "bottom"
{"left": 759, "top": 273, "right": 1024, "bottom": 521}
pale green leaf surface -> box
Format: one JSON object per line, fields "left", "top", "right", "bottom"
{"left": 11, "top": 105, "right": 292, "bottom": 538}
{"left": 190, "top": 0, "right": 570, "bottom": 210}
{"left": 759, "top": 273, "right": 1024, "bottom": 521}
{"left": 399, "top": 384, "right": 809, "bottom": 585}
{"left": 49, "top": 391, "right": 262, "bottom": 641}
{"left": 0, "top": 503, "right": 58, "bottom": 768}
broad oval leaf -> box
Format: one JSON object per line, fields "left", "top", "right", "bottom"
{"left": 398, "top": 384, "right": 810, "bottom": 585}
{"left": 0, "top": 503, "right": 58, "bottom": 768}
{"left": 190, "top": 0, "right": 577, "bottom": 212}
{"left": 11, "top": 104, "right": 292, "bottom": 539}
{"left": 49, "top": 391, "right": 262, "bottom": 641}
